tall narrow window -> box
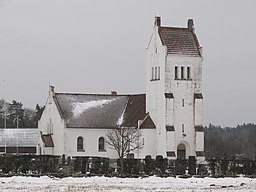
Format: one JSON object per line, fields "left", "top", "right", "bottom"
{"left": 77, "top": 136, "right": 84, "bottom": 151}
{"left": 187, "top": 67, "right": 191, "bottom": 79}
{"left": 50, "top": 119, "right": 53, "bottom": 134}
{"left": 175, "top": 66, "right": 178, "bottom": 79}
{"left": 98, "top": 137, "right": 105, "bottom": 151}
{"left": 182, "top": 124, "right": 185, "bottom": 133}
{"left": 158, "top": 66, "right": 160, "bottom": 80}
{"left": 155, "top": 66, "right": 157, "bottom": 80}
{"left": 152, "top": 67, "right": 154, "bottom": 80}
{"left": 182, "top": 99, "right": 185, "bottom": 107}
{"left": 181, "top": 67, "right": 184, "bottom": 79}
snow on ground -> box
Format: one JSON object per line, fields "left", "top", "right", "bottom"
{"left": 0, "top": 176, "right": 256, "bottom": 192}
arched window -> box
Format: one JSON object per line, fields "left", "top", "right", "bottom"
{"left": 77, "top": 136, "right": 84, "bottom": 151}
{"left": 98, "top": 137, "right": 105, "bottom": 151}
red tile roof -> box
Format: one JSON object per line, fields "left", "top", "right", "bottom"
{"left": 121, "top": 95, "right": 156, "bottom": 128}
{"left": 158, "top": 27, "right": 201, "bottom": 57}
{"left": 41, "top": 134, "right": 54, "bottom": 147}
{"left": 139, "top": 114, "right": 156, "bottom": 129}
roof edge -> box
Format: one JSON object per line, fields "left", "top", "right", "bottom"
{"left": 55, "top": 92, "right": 146, "bottom": 97}
{"left": 53, "top": 96, "right": 65, "bottom": 119}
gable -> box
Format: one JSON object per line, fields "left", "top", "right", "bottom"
{"left": 140, "top": 115, "right": 156, "bottom": 129}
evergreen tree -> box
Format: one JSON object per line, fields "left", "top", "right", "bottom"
{"left": 7, "top": 100, "right": 25, "bottom": 128}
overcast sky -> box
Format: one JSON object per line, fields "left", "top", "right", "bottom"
{"left": 0, "top": 0, "right": 255, "bottom": 127}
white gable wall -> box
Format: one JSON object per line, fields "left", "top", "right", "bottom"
{"left": 146, "top": 25, "right": 167, "bottom": 157}
{"left": 38, "top": 89, "right": 65, "bottom": 156}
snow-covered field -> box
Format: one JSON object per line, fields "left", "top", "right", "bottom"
{"left": 0, "top": 176, "right": 256, "bottom": 192}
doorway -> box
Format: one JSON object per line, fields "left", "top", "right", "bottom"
{"left": 177, "top": 143, "right": 186, "bottom": 160}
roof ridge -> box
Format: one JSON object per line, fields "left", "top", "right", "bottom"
{"left": 55, "top": 92, "right": 146, "bottom": 97}
{"left": 159, "top": 26, "right": 189, "bottom": 30}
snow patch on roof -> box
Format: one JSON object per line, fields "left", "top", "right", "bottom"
{"left": 116, "top": 99, "right": 129, "bottom": 127}
{"left": 117, "top": 109, "right": 125, "bottom": 127}
{"left": 72, "top": 98, "right": 117, "bottom": 118}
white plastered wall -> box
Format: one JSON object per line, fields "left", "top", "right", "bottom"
{"left": 165, "top": 55, "right": 203, "bottom": 159}
{"left": 38, "top": 89, "right": 65, "bottom": 156}
{"left": 146, "top": 25, "right": 168, "bottom": 157}
{"left": 64, "top": 127, "right": 156, "bottom": 159}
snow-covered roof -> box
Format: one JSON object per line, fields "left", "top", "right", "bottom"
{"left": 54, "top": 93, "right": 155, "bottom": 129}
{"left": 0, "top": 128, "right": 38, "bottom": 147}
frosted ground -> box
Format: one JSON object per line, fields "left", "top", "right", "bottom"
{"left": 0, "top": 176, "right": 256, "bottom": 192}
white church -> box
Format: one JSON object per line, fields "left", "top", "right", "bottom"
{"left": 38, "top": 17, "right": 204, "bottom": 162}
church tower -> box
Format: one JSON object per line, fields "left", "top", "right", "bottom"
{"left": 146, "top": 17, "right": 204, "bottom": 161}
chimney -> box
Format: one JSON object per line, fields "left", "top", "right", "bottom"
{"left": 48, "top": 85, "right": 55, "bottom": 104}
{"left": 187, "top": 19, "right": 195, "bottom": 33}
{"left": 154, "top": 16, "right": 161, "bottom": 27}
{"left": 111, "top": 91, "right": 117, "bottom": 96}
{"left": 50, "top": 85, "right": 55, "bottom": 93}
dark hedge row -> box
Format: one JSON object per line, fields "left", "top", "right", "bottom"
{"left": 0, "top": 155, "right": 59, "bottom": 174}
{"left": 1, "top": 154, "right": 256, "bottom": 177}
{"left": 208, "top": 158, "right": 256, "bottom": 176}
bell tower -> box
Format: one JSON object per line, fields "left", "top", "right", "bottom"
{"left": 146, "top": 17, "right": 205, "bottom": 162}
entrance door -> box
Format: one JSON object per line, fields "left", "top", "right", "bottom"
{"left": 177, "top": 143, "right": 186, "bottom": 160}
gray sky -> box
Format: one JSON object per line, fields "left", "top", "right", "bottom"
{"left": 0, "top": 0, "right": 255, "bottom": 127}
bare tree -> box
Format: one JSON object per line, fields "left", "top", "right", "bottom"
{"left": 106, "top": 127, "right": 143, "bottom": 176}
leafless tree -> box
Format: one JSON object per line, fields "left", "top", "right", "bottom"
{"left": 0, "top": 99, "right": 8, "bottom": 114}
{"left": 106, "top": 127, "right": 143, "bottom": 176}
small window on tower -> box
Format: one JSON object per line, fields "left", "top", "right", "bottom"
{"left": 155, "top": 67, "right": 157, "bottom": 80}
{"left": 182, "top": 99, "right": 185, "bottom": 107}
{"left": 181, "top": 67, "right": 184, "bottom": 79}
{"left": 152, "top": 67, "right": 154, "bottom": 80}
{"left": 182, "top": 124, "right": 185, "bottom": 133}
{"left": 151, "top": 66, "right": 160, "bottom": 81}
{"left": 175, "top": 66, "right": 178, "bottom": 79}
{"left": 158, "top": 66, "right": 160, "bottom": 80}
{"left": 187, "top": 67, "right": 191, "bottom": 79}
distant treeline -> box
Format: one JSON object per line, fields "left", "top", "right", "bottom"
{"left": 0, "top": 99, "right": 44, "bottom": 128}
{"left": 205, "top": 123, "right": 256, "bottom": 160}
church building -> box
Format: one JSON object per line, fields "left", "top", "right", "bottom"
{"left": 38, "top": 17, "right": 204, "bottom": 161}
